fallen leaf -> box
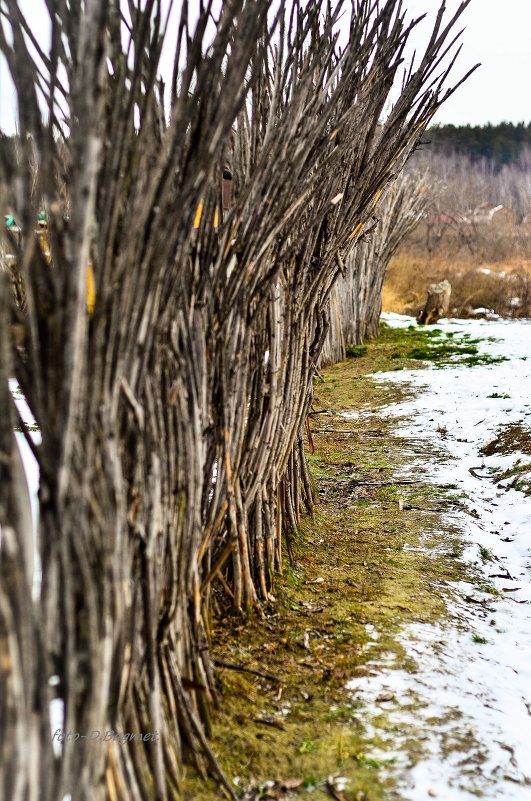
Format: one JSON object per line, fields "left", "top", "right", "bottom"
{"left": 376, "top": 692, "right": 395, "bottom": 703}
{"left": 301, "top": 601, "right": 325, "bottom": 613}
{"left": 325, "top": 779, "right": 348, "bottom": 801}
{"left": 281, "top": 778, "right": 303, "bottom": 790}
{"left": 254, "top": 716, "right": 287, "bottom": 732}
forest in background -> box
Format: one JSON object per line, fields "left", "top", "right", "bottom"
{"left": 422, "top": 121, "right": 531, "bottom": 165}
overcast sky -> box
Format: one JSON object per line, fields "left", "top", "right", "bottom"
{"left": 402, "top": 0, "right": 531, "bottom": 126}
{"left": 1, "top": 0, "right": 530, "bottom": 132}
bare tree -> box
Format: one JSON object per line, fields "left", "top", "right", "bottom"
{"left": 408, "top": 147, "right": 531, "bottom": 261}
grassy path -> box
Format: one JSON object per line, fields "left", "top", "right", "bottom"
{"left": 184, "top": 327, "right": 492, "bottom": 800}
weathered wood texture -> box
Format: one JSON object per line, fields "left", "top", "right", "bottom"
{"left": 417, "top": 279, "right": 452, "bottom": 323}
{"left": 0, "top": 2, "right": 476, "bottom": 799}
{"left": 320, "top": 171, "right": 430, "bottom": 365}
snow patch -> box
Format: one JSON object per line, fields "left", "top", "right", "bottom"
{"left": 349, "top": 313, "right": 531, "bottom": 799}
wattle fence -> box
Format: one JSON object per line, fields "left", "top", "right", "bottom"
{"left": 320, "top": 171, "right": 430, "bottom": 365}
{"left": 0, "top": 2, "right": 474, "bottom": 799}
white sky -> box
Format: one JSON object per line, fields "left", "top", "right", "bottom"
{"left": 1, "top": 0, "right": 530, "bottom": 132}
{"left": 402, "top": 0, "right": 531, "bottom": 126}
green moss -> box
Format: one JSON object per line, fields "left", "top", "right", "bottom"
{"left": 460, "top": 354, "right": 508, "bottom": 366}
{"left": 335, "top": 321, "right": 507, "bottom": 371}
{"left": 476, "top": 584, "right": 501, "bottom": 596}
{"left": 479, "top": 545, "right": 494, "bottom": 562}
{"left": 298, "top": 738, "right": 320, "bottom": 754}
{"left": 346, "top": 344, "right": 368, "bottom": 358}
{"left": 355, "top": 753, "right": 397, "bottom": 769}
{"left": 407, "top": 343, "right": 478, "bottom": 360}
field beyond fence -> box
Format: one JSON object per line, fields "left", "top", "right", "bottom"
{"left": 384, "top": 228, "right": 531, "bottom": 320}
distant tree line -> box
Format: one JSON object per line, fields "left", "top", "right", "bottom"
{"left": 422, "top": 122, "right": 531, "bottom": 166}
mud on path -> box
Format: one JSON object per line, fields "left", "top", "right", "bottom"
{"left": 185, "top": 321, "right": 531, "bottom": 801}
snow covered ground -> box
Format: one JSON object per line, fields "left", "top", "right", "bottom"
{"left": 9, "top": 315, "right": 531, "bottom": 793}
{"left": 348, "top": 313, "right": 531, "bottom": 800}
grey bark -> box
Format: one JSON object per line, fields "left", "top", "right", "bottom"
{"left": 321, "top": 171, "right": 431, "bottom": 364}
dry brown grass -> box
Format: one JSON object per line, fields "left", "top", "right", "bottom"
{"left": 383, "top": 250, "right": 531, "bottom": 319}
